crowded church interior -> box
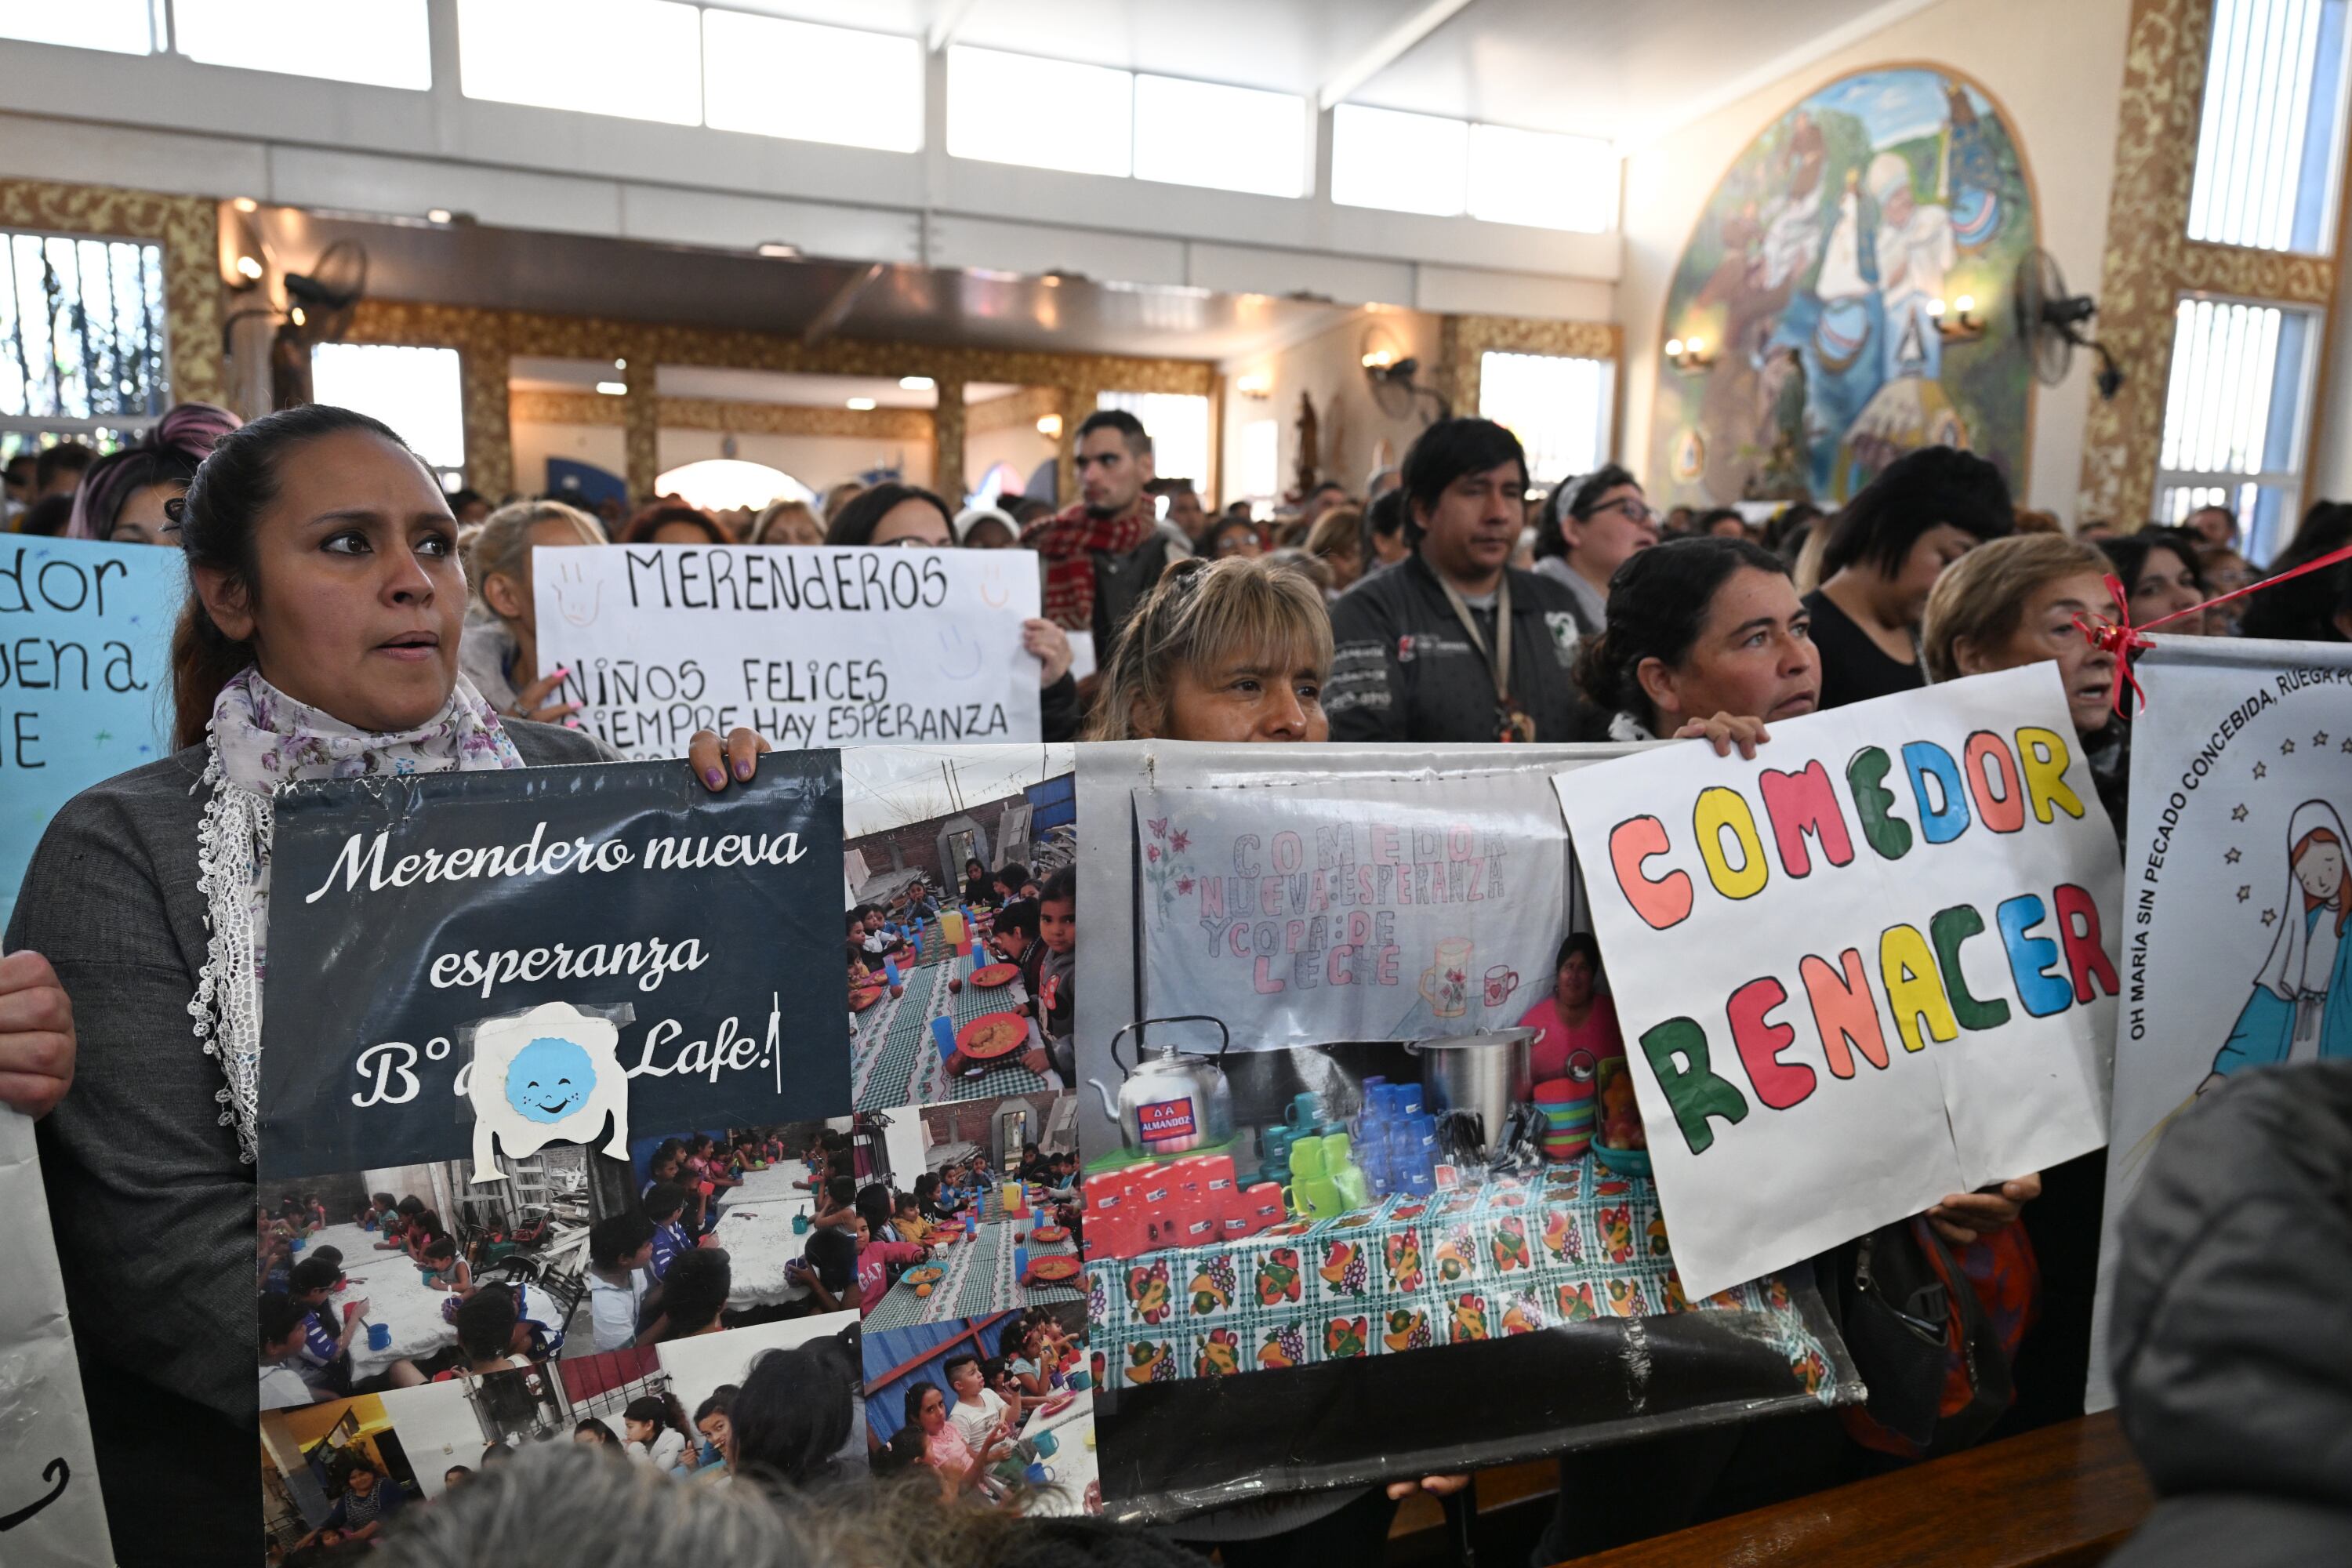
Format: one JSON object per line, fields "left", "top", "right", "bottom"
{"left": 2, "top": 1, "right": 2348, "bottom": 1565}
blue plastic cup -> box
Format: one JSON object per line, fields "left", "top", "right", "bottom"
{"left": 931, "top": 1015, "right": 958, "bottom": 1063}
{"left": 366, "top": 1322, "right": 392, "bottom": 1352}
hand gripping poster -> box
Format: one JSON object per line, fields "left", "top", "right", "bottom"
{"left": 2087, "top": 637, "right": 2352, "bottom": 1409}
{"left": 535, "top": 543, "right": 1044, "bottom": 757}
{"left": 1551, "top": 668, "right": 2122, "bottom": 1299}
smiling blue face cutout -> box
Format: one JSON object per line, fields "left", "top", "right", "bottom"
{"left": 506, "top": 1036, "right": 596, "bottom": 1124}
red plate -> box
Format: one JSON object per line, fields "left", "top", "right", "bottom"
{"left": 1029, "top": 1225, "right": 1069, "bottom": 1243}
{"left": 956, "top": 1012, "right": 1028, "bottom": 1061}
{"left": 1024, "top": 1255, "right": 1081, "bottom": 1284}
{"left": 1036, "top": 1392, "right": 1077, "bottom": 1418}
{"left": 971, "top": 963, "right": 1020, "bottom": 989}
{"left": 850, "top": 988, "right": 885, "bottom": 1013}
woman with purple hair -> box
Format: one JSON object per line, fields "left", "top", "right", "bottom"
{"left": 64, "top": 401, "right": 242, "bottom": 543}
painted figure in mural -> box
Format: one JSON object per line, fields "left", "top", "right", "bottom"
{"left": 1653, "top": 68, "right": 2032, "bottom": 510}
{"left": 2205, "top": 800, "right": 2352, "bottom": 1087}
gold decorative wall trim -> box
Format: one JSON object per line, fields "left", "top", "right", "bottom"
{"left": 1437, "top": 314, "right": 1621, "bottom": 419}
{"left": 965, "top": 383, "right": 1063, "bottom": 435}
{"left": 0, "top": 177, "right": 225, "bottom": 409}
{"left": 2176, "top": 241, "right": 2334, "bottom": 304}
{"left": 510, "top": 389, "right": 625, "bottom": 426}
{"left": 347, "top": 297, "right": 1213, "bottom": 500}
{"left": 659, "top": 397, "right": 933, "bottom": 441}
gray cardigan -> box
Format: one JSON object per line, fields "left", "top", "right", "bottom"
{"left": 4, "top": 720, "right": 614, "bottom": 1429}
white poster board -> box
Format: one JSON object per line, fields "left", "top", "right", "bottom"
{"left": 1134, "top": 771, "right": 1569, "bottom": 1047}
{"left": 2086, "top": 637, "right": 2352, "bottom": 1409}
{"left": 1551, "top": 669, "right": 2122, "bottom": 1297}
{"left": 537, "top": 543, "right": 1043, "bottom": 757}
{"left": 0, "top": 1113, "right": 113, "bottom": 1567}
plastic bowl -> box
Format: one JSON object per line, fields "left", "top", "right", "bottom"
{"left": 1592, "top": 1142, "right": 1651, "bottom": 1178}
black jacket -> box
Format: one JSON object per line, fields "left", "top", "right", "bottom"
{"left": 1326, "top": 553, "right": 1597, "bottom": 744}
{"left": 2104, "top": 1061, "right": 2352, "bottom": 1567}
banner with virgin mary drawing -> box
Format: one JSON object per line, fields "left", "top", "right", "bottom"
{"left": 2087, "top": 637, "right": 2352, "bottom": 1408}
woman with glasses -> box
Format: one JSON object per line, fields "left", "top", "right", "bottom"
{"left": 824, "top": 481, "right": 1082, "bottom": 739}
{"left": 1533, "top": 464, "right": 1660, "bottom": 637}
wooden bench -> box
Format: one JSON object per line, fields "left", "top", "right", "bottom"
{"left": 1560, "top": 1411, "right": 2153, "bottom": 1567}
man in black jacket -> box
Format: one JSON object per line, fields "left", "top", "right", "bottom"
{"left": 1326, "top": 418, "right": 1597, "bottom": 743}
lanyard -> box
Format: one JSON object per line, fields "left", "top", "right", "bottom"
{"left": 1435, "top": 573, "right": 1533, "bottom": 742}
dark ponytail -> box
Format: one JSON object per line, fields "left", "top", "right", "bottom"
{"left": 1573, "top": 536, "right": 1788, "bottom": 724}
{"left": 169, "top": 405, "right": 418, "bottom": 749}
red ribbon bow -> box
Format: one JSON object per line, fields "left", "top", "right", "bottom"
{"left": 2073, "top": 540, "right": 2352, "bottom": 719}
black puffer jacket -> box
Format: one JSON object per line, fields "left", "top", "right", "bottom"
{"left": 1325, "top": 553, "right": 1596, "bottom": 744}
{"left": 2104, "top": 1061, "right": 2352, "bottom": 1567}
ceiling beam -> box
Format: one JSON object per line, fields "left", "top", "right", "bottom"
{"left": 1317, "top": 0, "right": 1478, "bottom": 114}
{"left": 927, "top": 0, "right": 982, "bottom": 54}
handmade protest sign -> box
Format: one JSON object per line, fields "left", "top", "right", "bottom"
{"left": 535, "top": 543, "right": 1043, "bottom": 757}
{"left": 256, "top": 751, "right": 848, "bottom": 1175}
{"left": 1133, "top": 771, "right": 1568, "bottom": 1047}
{"left": 0, "top": 1115, "right": 111, "bottom": 1568}
{"left": 0, "top": 536, "right": 179, "bottom": 931}
{"left": 2086, "top": 637, "right": 2352, "bottom": 1408}
{"left": 1552, "top": 667, "right": 2122, "bottom": 1298}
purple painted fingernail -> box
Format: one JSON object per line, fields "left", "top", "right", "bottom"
{"left": 705, "top": 767, "right": 725, "bottom": 787}
{"left": 734, "top": 757, "right": 753, "bottom": 779}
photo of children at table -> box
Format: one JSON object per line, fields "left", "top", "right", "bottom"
{"left": 862, "top": 1305, "right": 1098, "bottom": 1514}
{"left": 841, "top": 745, "right": 1078, "bottom": 1109}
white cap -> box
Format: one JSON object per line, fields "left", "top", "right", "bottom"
{"left": 954, "top": 505, "right": 1018, "bottom": 544}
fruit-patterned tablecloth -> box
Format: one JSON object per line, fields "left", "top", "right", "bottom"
{"left": 1086, "top": 1158, "right": 1835, "bottom": 1392}
{"left": 850, "top": 921, "right": 1058, "bottom": 1110}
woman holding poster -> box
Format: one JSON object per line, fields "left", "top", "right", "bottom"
{"left": 2, "top": 405, "right": 764, "bottom": 1566}
{"left": 2207, "top": 801, "right": 2352, "bottom": 1081}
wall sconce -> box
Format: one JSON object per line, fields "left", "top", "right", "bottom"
{"left": 1929, "top": 295, "right": 1984, "bottom": 343}
{"left": 1360, "top": 348, "right": 1398, "bottom": 371}
{"left": 1664, "top": 336, "right": 1714, "bottom": 373}
{"left": 1236, "top": 372, "right": 1272, "bottom": 399}
{"left": 1036, "top": 414, "right": 1063, "bottom": 439}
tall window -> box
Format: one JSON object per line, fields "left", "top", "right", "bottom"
{"left": 0, "top": 1, "right": 154, "bottom": 53}
{"left": 173, "top": 0, "right": 431, "bottom": 90}
{"left": 0, "top": 228, "right": 169, "bottom": 457}
{"left": 1095, "top": 391, "right": 1210, "bottom": 498}
{"left": 2152, "top": 296, "right": 2319, "bottom": 561}
{"left": 1334, "top": 106, "right": 1618, "bottom": 232}
{"left": 1479, "top": 352, "right": 1613, "bottom": 485}
{"left": 2187, "top": 0, "right": 2352, "bottom": 252}
{"left": 457, "top": 0, "right": 702, "bottom": 125}
{"left": 310, "top": 343, "right": 467, "bottom": 487}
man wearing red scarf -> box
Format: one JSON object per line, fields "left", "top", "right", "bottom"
{"left": 1022, "top": 409, "right": 1184, "bottom": 649}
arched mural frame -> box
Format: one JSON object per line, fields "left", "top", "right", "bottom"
{"left": 1648, "top": 60, "right": 2044, "bottom": 509}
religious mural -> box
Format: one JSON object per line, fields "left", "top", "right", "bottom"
{"left": 1650, "top": 67, "right": 2036, "bottom": 506}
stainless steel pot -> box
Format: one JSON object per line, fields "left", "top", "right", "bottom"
{"left": 1406, "top": 1027, "right": 1536, "bottom": 1156}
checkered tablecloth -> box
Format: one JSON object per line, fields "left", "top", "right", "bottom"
{"left": 863, "top": 1213, "right": 1083, "bottom": 1330}
{"left": 851, "top": 929, "right": 1058, "bottom": 1110}
{"left": 1086, "top": 1159, "right": 1835, "bottom": 1394}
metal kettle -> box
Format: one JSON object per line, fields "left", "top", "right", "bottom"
{"left": 1087, "top": 1015, "right": 1235, "bottom": 1156}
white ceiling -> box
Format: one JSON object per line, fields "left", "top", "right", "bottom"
{"left": 724, "top": 0, "right": 1922, "bottom": 143}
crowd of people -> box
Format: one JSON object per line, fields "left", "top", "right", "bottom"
{"left": 4, "top": 385, "right": 2350, "bottom": 1566}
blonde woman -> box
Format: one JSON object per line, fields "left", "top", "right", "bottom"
{"left": 1303, "top": 504, "right": 1366, "bottom": 594}
{"left": 1920, "top": 532, "right": 2121, "bottom": 752}
{"left": 459, "top": 499, "right": 605, "bottom": 720}
{"left": 750, "top": 498, "right": 823, "bottom": 546}
{"left": 1083, "top": 556, "right": 1334, "bottom": 742}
